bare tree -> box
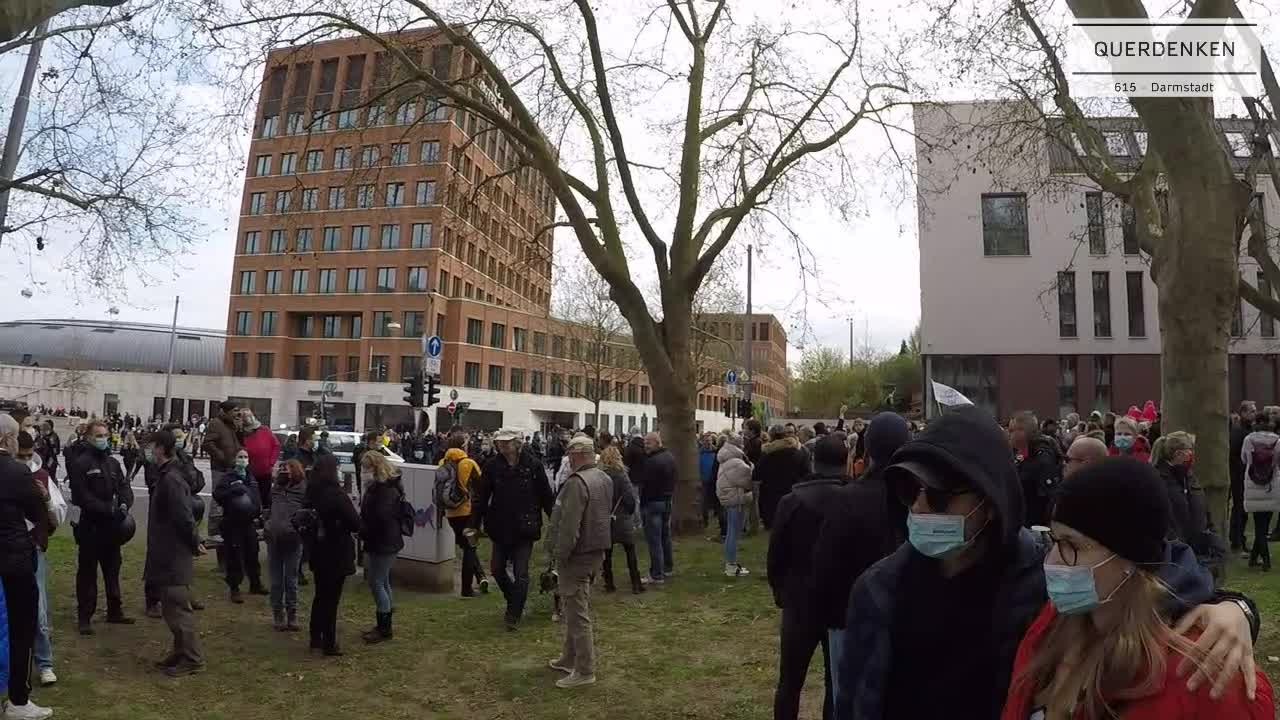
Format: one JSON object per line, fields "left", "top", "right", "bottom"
{"left": 0, "top": 0, "right": 123, "bottom": 44}
{"left": 553, "top": 261, "right": 640, "bottom": 429}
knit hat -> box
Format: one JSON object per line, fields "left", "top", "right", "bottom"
{"left": 1052, "top": 456, "right": 1169, "bottom": 565}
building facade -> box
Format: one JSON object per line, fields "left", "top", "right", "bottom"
{"left": 916, "top": 101, "right": 1280, "bottom": 421}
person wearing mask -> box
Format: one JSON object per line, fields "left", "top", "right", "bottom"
{"left": 1063, "top": 435, "right": 1110, "bottom": 480}
{"left": 442, "top": 432, "right": 489, "bottom": 598}
{"left": 1001, "top": 457, "right": 1272, "bottom": 719}
{"left": 16, "top": 433, "right": 61, "bottom": 688}
{"left": 1242, "top": 415, "right": 1280, "bottom": 571}
{"left": 546, "top": 435, "right": 613, "bottom": 689}
{"left": 203, "top": 400, "right": 243, "bottom": 575}
{"left": 1230, "top": 401, "right": 1259, "bottom": 554}
{"left": 212, "top": 449, "right": 265, "bottom": 603}
{"left": 120, "top": 431, "right": 142, "bottom": 483}
{"left": 836, "top": 407, "right": 1259, "bottom": 720}
{"left": 69, "top": 419, "right": 135, "bottom": 635}
{"left": 634, "top": 432, "right": 677, "bottom": 584}
{"left": 1109, "top": 415, "right": 1151, "bottom": 462}
{"left": 715, "top": 434, "right": 754, "bottom": 577}
{"left": 358, "top": 451, "right": 405, "bottom": 644}
{"left": 597, "top": 445, "right": 642, "bottom": 594}
{"left": 472, "top": 428, "right": 555, "bottom": 631}
{"left": 35, "top": 420, "right": 60, "bottom": 482}
{"left": 239, "top": 410, "right": 280, "bottom": 514}
{"left": 144, "top": 424, "right": 207, "bottom": 618}
{"left": 265, "top": 459, "right": 307, "bottom": 631}
{"left": 754, "top": 425, "right": 812, "bottom": 529}
{"left": 291, "top": 427, "right": 325, "bottom": 471}
{"left": 305, "top": 454, "right": 360, "bottom": 656}
{"left": 0, "top": 416, "right": 54, "bottom": 718}
{"left": 767, "top": 433, "right": 853, "bottom": 720}
{"left": 1008, "top": 412, "right": 1062, "bottom": 528}
{"left": 1148, "top": 430, "right": 1209, "bottom": 547}
{"left": 143, "top": 429, "right": 206, "bottom": 678}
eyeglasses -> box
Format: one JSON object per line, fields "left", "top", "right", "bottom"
{"left": 896, "top": 479, "right": 976, "bottom": 512}
{"left": 1046, "top": 530, "right": 1084, "bottom": 567}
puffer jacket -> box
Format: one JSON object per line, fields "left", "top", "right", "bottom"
{"left": 202, "top": 412, "right": 242, "bottom": 471}
{"left": 716, "top": 442, "right": 754, "bottom": 507}
{"left": 552, "top": 464, "right": 613, "bottom": 567}
{"left": 1242, "top": 430, "right": 1280, "bottom": 513}
{"left": 360, "top": 476, "right": 407, "bottom": 555}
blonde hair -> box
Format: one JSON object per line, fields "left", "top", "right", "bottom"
{"left": 1014, "top": 572, "right": 1208, "bottom": 720}
{"left": 598, "top": 445, "right": 624, "bottom": 472}
{"left": 0, "top": 414, "right": 17, "bottom": 455}
{"left": 1150, "top": 430, "right": 1195, "bottom": 466}
{"left": 1113, "top": 416, "right": 1140, "bottom": 436}
{"left": 361, "top": 450, "right": 396, "bottom": 482}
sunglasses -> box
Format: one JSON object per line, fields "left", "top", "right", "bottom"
{"left": 896, "top": 478, "right": 976, "bottom": 512}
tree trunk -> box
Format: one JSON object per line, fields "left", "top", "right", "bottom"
{"left": 654, "top": 383, "right": 701, "bottom": 532}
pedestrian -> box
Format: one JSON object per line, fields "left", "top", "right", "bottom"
{"left": 305, "top": 454, "right": 360, "bottom": 656}
{"left": 546, "top": 434, "right": 613, "bottom": 689}
{"left": 239, "top": 410, "right": 280, "bottom": 513}
{"left": 597, "top": 445, "right": 643, "bottom": 594}
{"left": 265, "top": 459, "right": 306, "bottom": 631}
{"left": 16, "top": 433, "right": 62, "bottom": 688}
{"left": 202, "top": 400, "right": 244, "bottom": 575}
{"left": 143, "top": 429, "right": 206, "bottom": 678}
{"left": 1001, "top": 457, "right": 1272, "bottom": 719}
{"left": 753, "top": 424, "right": 811, "bottom": 529}
{"left": 472, "top": 428, "right": 555, "bottom": 631}
{"left": 1230, "top": 401, "right": 1259, "bottom": 554}
{"left": 62, "top": 423, "right": 89, "bottom": 478}
{"left": 120, "top": 431, "right": 142, "bottom": 483}
{"left": 213, "top": 449, "right": 265, "bottom": 603}
{"left": 69, "top": 419, "right": 135, "bottom": 635}
{"left": 1109, "top": 415, "right": 1151, "bottom": 462}
{"left": 34, "top": 420, "right": 59, "bottom": 483}
{"left": 715, "top": 434, "right": 754, "bottom": 577}
{"left": 1242, "top": 415, "right": 1280, "bottom": 571}
{"left": 768, "top": 433, "right": 851, "bottom": 720}
{"left": 442, "top": 432, "right": 489, "bottom": 598}
{"left": 358, "top": 451, "right": 405, "bottom": 644}
{"left": 1007, "top": 411, "right": 1062, "bottom": 528}
{"left": 143, "top": 424, "right": 207, "bottom": 618}
{"left": 1063, "top": 435, "right": 1109, "bottom": 480}
{"left": 698, "top": 434, "right": 718, "bottom": 529}
{"left": 634, "top": 432, "right": 677, "bottom": 584}
{"left": 0, "top": 415, "right": 54, "bottom": 719}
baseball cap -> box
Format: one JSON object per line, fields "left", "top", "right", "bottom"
{"left": 492, "top": 428, "right": 519, "bottom": 442}
{"left": 567, "top": 434, "right": 595, "bottom": 453}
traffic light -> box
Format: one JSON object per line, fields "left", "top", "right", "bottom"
{"left": 737, "top": 398, "right": 752, "bottom": 419}
{"left": 721, "top": 397, "right": 731, "bottom": 417}
{"left": 425, "top": 375, "right": 441, "bottom": 407}
{"left": 402, "top": 374, "right": 424, "bottom": 407}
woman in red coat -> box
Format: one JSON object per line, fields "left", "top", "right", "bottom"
{"left": 1107, "top": 416, "right": 1150, "bottom": 463}
{"left": 1002, "top": 457, "right": 1271, "bottom": 720}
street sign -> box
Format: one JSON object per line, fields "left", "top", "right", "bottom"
{"left": 724, "top": 369, "right": 737, "bottom": 385}
{"left": 321, "top": 380, "right": 337, "bottom": 395}
{"left": 447, "top": 401, "right": 456, "bottom": 415}
{"left": 449, "top": 388, "right": 459, "bottom": 401}
{"left": 423, "top": 335, "right": 443, "bottom": 376}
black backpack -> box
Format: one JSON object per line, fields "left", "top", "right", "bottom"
{"left": 397, "top": 491, "right": 416, "bottom": 537}
{"left": 433, "top": 457, "right": 469, "bottom": 512}
{"left": 1249, "top": 440, "right": 1277, "bottom": 486}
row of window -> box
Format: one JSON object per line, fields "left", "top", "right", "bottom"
{"left": 258, "top": 98, "right": 451, "bottom": 140}
{"left": 234, "top": 265, "right": 429, "bottom": 298}
{"left": 1055, "top": 270, "right": 1147, "bottom": 339}
{"left": 1067, "top": 127, "right": 1279, "bottom": 161}
{"left": 930, "top": 354, "right": 1116, "bottom": 419}
{"left": 247, "top": 180, "right": 436, "bottom": 215}
{"left": 243, "top": 224, "right": 438, "bottom": 254}
{"left": 252, "top": 142, "right": 441, "bottom": 178}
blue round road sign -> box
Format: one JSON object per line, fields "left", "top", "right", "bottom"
{"left": 426, "top": 336, "right": 443, "bottom": 357}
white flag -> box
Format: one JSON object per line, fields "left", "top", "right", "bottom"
{"left": 931, "top": 380, "right": 974, "bottom": 408}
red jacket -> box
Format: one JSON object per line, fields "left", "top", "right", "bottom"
{"left": 1002, "top": 603, "right": 1272, "bottom": 720}
{"left": 1109, "top": 435, "right": 1151, "bottom": 464}
{"left": 241, "top": 426, "right": 280, "bottom": 481}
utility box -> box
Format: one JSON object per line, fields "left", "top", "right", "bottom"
{"left": 390, "top": 462, "right": 456, "bottom": 593}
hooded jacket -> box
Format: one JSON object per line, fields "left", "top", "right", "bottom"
{"left": 753, "top": 435, "right": 811, "bottom": 528}
{"left": 836, "top": 407, "right": 1217, "bottom": 720}
{"left": 360, "top": 474, "right": 407, "bottom": 555}
{"left": 634, "top": 447, "right": 677, "bottom": 504}
{"left": 202, "top": 410, "right": 242, "bottom": 471}
{"left": 143, "top": 457, "right": 200, "bottom": 587}
{"left": 715, "top": 441, "right": 754, "bottom": 508}
{"left": 442, "top": 447, "right": 481, "bottom": 519}
{"left": 767, "top": 467, "right": 847, "bottom": 609}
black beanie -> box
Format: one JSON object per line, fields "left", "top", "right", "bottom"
{"left": 1052, "top": 456, "right": 1169, "bottom": 565}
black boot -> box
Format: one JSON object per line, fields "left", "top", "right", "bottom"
{"left": 362, "top": 613, "right": 386, "bottom": 644}
{"left": 382, "top": 610, "right": 393, "bottom": 640}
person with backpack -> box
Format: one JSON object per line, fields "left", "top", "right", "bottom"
{"left": 265, "top": 459, "right": 307, "bottom": 631}
{"left": 1242, "top": 415, "right": 1280, "bottom": 571}
{"left": 358, "top": 451, "right": 406, "bottom": 644}
{"left": 305, "top": 454, "right": 360, "bottom": 656}
{"left": 212, "top": 449, "right": 265, "bottom": 604}
{"left": 598, "top": 445, "right": 643, "bottom": 594}
{"left": 441, "top": 432, "right": 489, "bottom": 598}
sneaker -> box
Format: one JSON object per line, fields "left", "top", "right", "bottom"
{"left": 479, "top": 577, "right": 490, "bottom": 594}
{"left": 38, "top": 669, "right": 57, "bottom": 686}
{"left": 642, "top": 575, "right": 664, "bottom": 585}
{"left": 3, "top": 701, "right": 53, "bottom": 719}
{"left": 556, "top": 671, "right": 597, "bottom": 689}
{"left": 548, "top": 657, "right": 573, "bottom": 673}
{"left": 164, "top": 662, "right": 205, "bottom": 678}
{"left": 735, "top": 564, "right": 750, "bottom": 576}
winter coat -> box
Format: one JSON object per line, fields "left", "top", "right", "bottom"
{"left": 623, "top": 437, "right": 646, "bottom": 474}
{"left": 69, "top": 447, "right": 133, "bottom": 538}
{"left": 212, "top": 468, "right": 262, "bottom": 530}
{"left": 63, "top": 437, "right": 90, "bottom": 473}
{"left": 1231, "top": 420, "right": 1254, "bottom": 494}
{"left": 202, "top": 412, "right": 242, "bottom": 471}
{"left": 241, "top": 426, "right": 281, "bottom": 481}
{"left": 715, "top": 442, "right": 754, "bottom": 508}
{"left": 1242, "top": 430, "right": 1280, "bottom": 513}
{"left": 442, "top": 448, "right": 481, "bottom": 519}
{"left": 473, "top": 449, "right": 555, "bottom": 546}
{"left": 1155, "top": 461, "right": 1209, "bottom": 545}
{"left": 360, "top": 476, "right": 407, "bottom": 555}
{"left": 0, "top": 453, "right": 46, "bottom": 575}
{"left": 36, "top": 431, "right": 60, "bottom": 475}
{"left": 1108, "top": 434, "right": 1151, "bottom": 463}
{"left": 1016, "top": 434, "right": 1062, "bottom": 528}
{"left": 634, "top": 447, "right": 677, "bottom": 504}
{"left": 143, "top": 458, "right": 201, "bottom": 587}
{"left": 552, "top": 464, "right": 613, "bottom": 567}
{"left": 767, "top": 471, "right": 846, "bottom": 609}
{"left": 1001, "top": 603, "right": 1273, "bottom": 720}
{"left": 753, "top": 436, "right": 811, "bottom": 528}
{"left": 266, "top": 478, "right": 306, "bottom": 547}
{"left": 698, "top": 446, "right": 717, "bottom": 487}
{"left": 306, "top": 478, "right": 360, "bottom": 577}
{"left": 603, "top": 465, "right": 638, "bottom": 544}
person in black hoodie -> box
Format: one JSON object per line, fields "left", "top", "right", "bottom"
{"left": 767, "top": 433, "right": 853, "bottom": 720}
{"left": 306, "top": 454, "right": 360, "bottom": 656}
{"left": 358, "top": 451, "right": 405, "bottom": 644}
{"left": 69, "top": 419, "right": 135, "bottom": 635}
{"left": 807, "top": 413, "right": 910, "bottom": 717}
{"left": 754, "top": 425, "right": 812, "bottom": 529}
{"left": 1008, "top": 411, "right": 1062, "bottom": 528}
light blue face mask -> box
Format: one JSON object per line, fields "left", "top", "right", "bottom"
{"left": 1044, "top": 554, "right": 1132, "bottom": 615}
{"left": 1114, "top": 434, "right": 1135, "bottom": 451}
{"left": 91, "top": 437, "right": 109, "bottom": 451}
{"left": 906, "top": 498, "right": 987, "bottom": 558}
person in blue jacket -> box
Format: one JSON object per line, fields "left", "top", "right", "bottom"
{"left": 697, "top": 433, "right": 722, "bottom": 537}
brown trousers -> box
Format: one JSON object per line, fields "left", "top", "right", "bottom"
{"left": 557, "top": 552, "right": 604, "bottom": 676}
{"left": 161, "top": 585, "right": 204, "bottom": 666}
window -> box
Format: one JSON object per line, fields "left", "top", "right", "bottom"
{"left": 407, "top": 267, "right": 427, "bottom": 291}
{"left": 1134, "top": 131, "right": 1148, "bottom": 154}
{"left": 452, "top": 277, "right": 460, "bottom": 297}
{"left": 464, "top": 362, "right": 481, "bottom": 388}
{"left": 490, "top": 322, "right": 506, "bottom": 349}
{"left": 346, "top": 267, "right": 366, "bottom": 292}
{"left": 386, "top": 183, "right": 405, "bottom": 207}
{"left": 264, "top": 271, "right": 282, "bottom": 294}
{"left": 373, "top": 311, "right": 395, "bottom": 337}
{"left": 296, "top": 314, "right": 314, "bottom": 338}
{"left": 552, "top": 335, "right": 565, "bottom": 358}
{"left": 380, "top": 224, "right": 400, "bottom": 249}
{"left": 510, "top": 368, "right": 525, "bottom": 393}
{"left": 1057, "top": 272, "right": 1076, "bottom": 338}
{"left": 436, "top": 313, "right": 445, "bottom": 337}
{"left": 291, "top": 355, "right": 310, "bottom": 381}
{"left": 403, "top": 311, "right": 424, "bottom": 337}
{"left": 1058, "top": 356, "right": 1077, "bottom": 418}
{"left": 466, "top": 318, "right": 483, "bottom": 344}
{"left": 1125, "top": 271, "right": 1146, "bottom": 337}
{"left": 1119, "top": 202, "right": 1142, "bottom": 255}
{"left": 425, "top": 96, "right": 448, "bottom": 121}
{"left": 488, "top": 365, "right": 504, "bottom": 390}
{"left": 328, "top": 186, "right": 345, "bottom": 210}
{"left": 530, "top": 370, "right": 544, "bottom": 394}
{"left": 1086, "top": 192, "right": 1105, "bottom": 255}
{"left": 319, "top": 355, "right": 339, "bottom": 381}
{"left": 930, "top": 355, "right": 1000, "bottom": 416}
{"left": 248, "top": 192, "right": 265, "bottom": 215}
{"left": 238, "top": 270, "right": 255, "bottom": 294}
{"left": 1225, "top": 131, "right": 1251, "bottom": 158}
{"left": 295, "top": 228, "right": 313, "bottom": 252}
{"left": 390, "top": 143, "right": 409, "bottom": 165}
{"left": 349, "top": 314, "right": 362, "bottom": 338}
{"left": 360, "top": 145, "right": 378, "bottom": 167}
{"left": 352, "top": 225, "right": 370, "bottom": 250}
{"left": 1232, "top": 296, "right": 1244, "bottom": 337}
{"left": 416, "top": 180, "right": 436, "bottom": 205}
{"left": 333, "top": 146, "right": 351, "bottom": 169}
{"left": 232, "top": 352, "right": 248, "bottom": 377}
{"left": 336, "top": 109, "right": 357, "bottom": 129}
{"left": 569, "top": 376, "right": 582, "bottom": 397}
{"left": 256, "top": 353, "right": 274, "bottom": 378}
{"left": 234, "top": 311, "right": 252, "bottom": 336}
{"left": 356, "top": 185, "right": 375, "bottom": 208}
{"left": 438, "top": 270, "right": 449, "bottom": 295}
{"left": 322, "top": 226, "right": 340, "bottom": 251}
{"left": 420, "top": 141, "right": 440, "bottom": 163}
{"left": 304, "top": 149, "right": 323, "bottom": 172}
{"left": 981, "top": 193, "right": 1029, "bottom": 256}
{"left": 260, "top": 115, "right": 278, "bottom": 138}
{"left": 552, "top": 374, "right": 564, "bottom": 396}
{"left": 513, "top": 328, "right": 527, "bottom": 352}
{"left": 254, "top": 154, "right": 271, "bottom": 176}
{"left": 376, "top": 267, "right": 395, "bottom": 293}
{"left": 1092, "top": 272, "right": 1111, "bottom": 338}
{"left": 464, "top": 283, "right": 473, "bottom": 299}
{"left": 291, "top": 269, "right": 309, "bottom": 294}
{"left": 301, "top": 188, "right": 319, "bottom": 211}
{"left": 401, "top": 355, "right": 422, "bottom": 379}
{"left": 1093, "top": 356, "right": 1112, "bottom": 411}
{"left": 317, "top": 269, "right": 337, "bottom": 293}
{"left": 260, "top": 311, "right": 277, "bottom": 335}
{"left": 411, "top": 223, "right": 432, "bottom": 248}
{"left": 286, "top": 111, "right": 303, "bottom": 135}
{"left": 1103, "top": 132, "right": 1129, "bottom": 156}
{"left": 640, "top": 385, "right": 650, "bottom": 404}
{"left": 274, "top": 190, "right": 291, "bottom": 213}
{"left": 242, "top": 231, "right": 260, "bottom": 254}
{"left": 395, "top": 102, "right": 415, "bottom": 125}
{"left": 533, "top": 332, "right": 546, "bottom": 355}
{"left": 367, "top": 105, "right": 385, "bottom": 126}
{"left": 268, "top": 229, "right": 285, "bottom": 253}
{"left": 321, "top": 314, "right": 340, "bottom": 338}
{"left": 280, "top": 152, "right": 297, "bottom": 174}
{"left": 1260, "top": 271, "right": 1275, "bottom": 338}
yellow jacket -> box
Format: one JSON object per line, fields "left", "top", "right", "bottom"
{"left": 443, "top": 447, "right": 480, "bottom": 518}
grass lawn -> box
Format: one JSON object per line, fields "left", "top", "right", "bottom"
{"left": 36, "top": 530, "right": 811, "bottom": 720}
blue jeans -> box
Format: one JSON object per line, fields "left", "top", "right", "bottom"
{"left": 34, "top": 549, "right": 52, "bottom": 671}
{"left": 642, "top": 498, "right": 674, "bottom": 580}
{"left": 365, "top": 552, "right": 395, "bottom": 613}
{"left": 266, "top": 537, "right": 302, "bottom": 612}
{"left": 724, "top": 506, "right": 745, "bottom": 565}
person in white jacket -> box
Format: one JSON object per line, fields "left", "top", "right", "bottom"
{"left": 716, "top": 435, "right": 754, "bottom": 577}
{"left": 1241, "top": 412, "right": 1280, "bottom": 570}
